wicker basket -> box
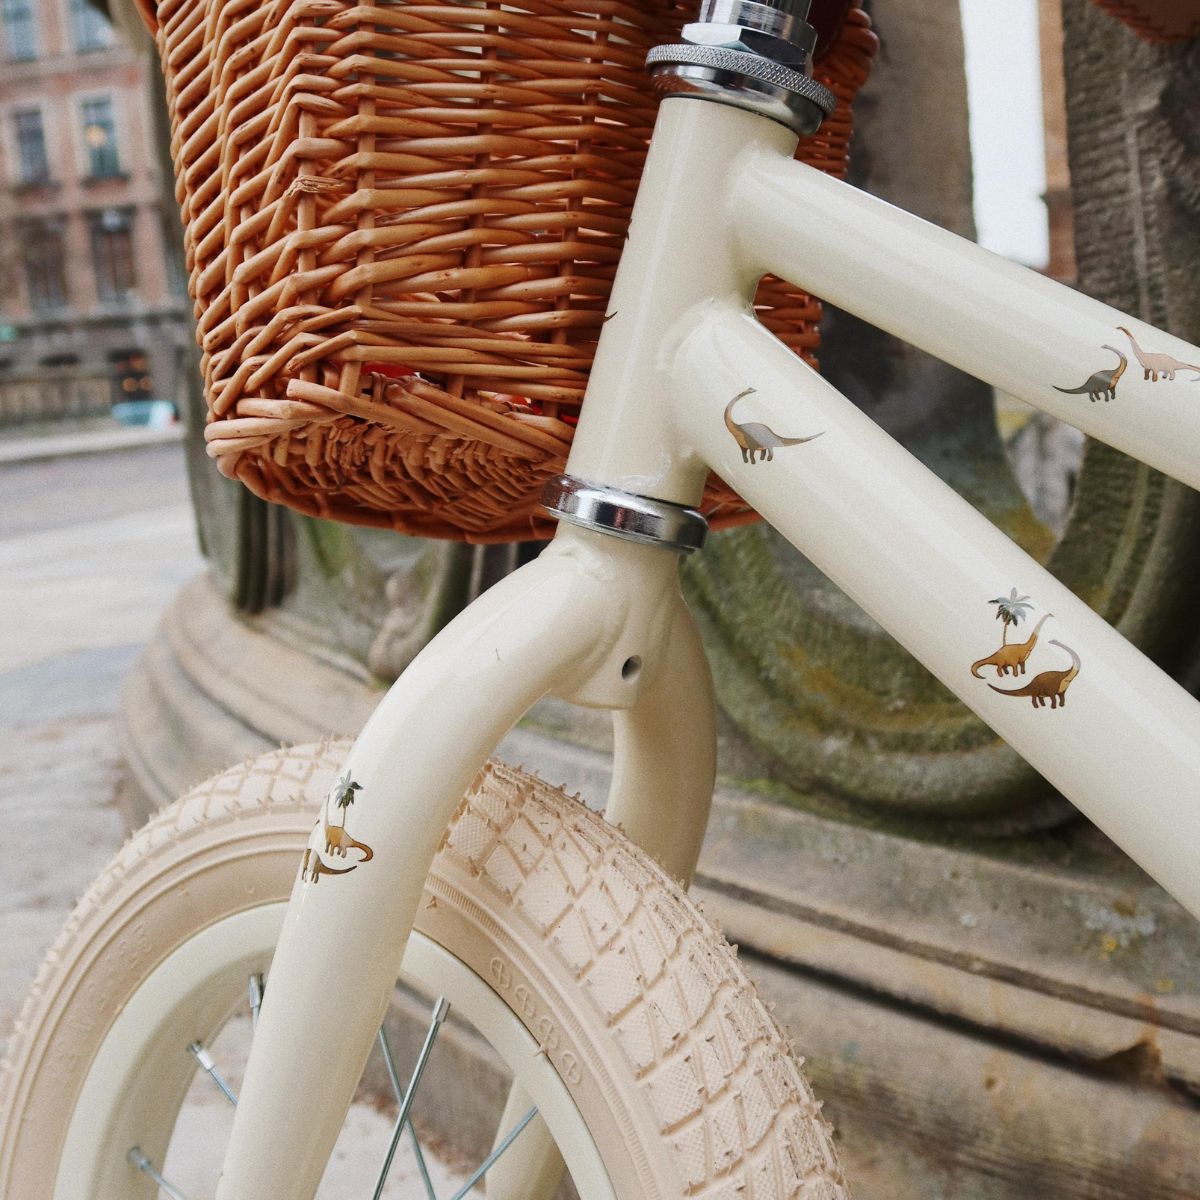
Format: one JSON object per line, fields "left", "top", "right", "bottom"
{"left": 1091, "top": 0, "right": 1200, "bottom": 41}
{"left": 139, "top": 0, "right": 876, "bottom": 542}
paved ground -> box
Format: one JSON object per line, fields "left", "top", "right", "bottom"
{"left": 0, "top": 422, "right": 183, "bottom": 468}
{"left": 0, "top": 441, "right": 470, "bottom": 1196}
{"left": 0, "top": 443, "right": 200, "bottom": 1033}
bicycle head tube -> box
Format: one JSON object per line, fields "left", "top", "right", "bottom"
{"left": 648, "top": 0, "right": 836, "bottom": 134}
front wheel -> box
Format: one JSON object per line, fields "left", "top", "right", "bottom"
{"left": 0, "top": 741, "right": 847, "bottom": 1199}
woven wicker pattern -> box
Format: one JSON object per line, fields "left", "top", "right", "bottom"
{"left": 1091, "top": 0, "right": 1200, "bottom": 41}
{"left": 148, "top": 0, "right": 875, "bottom": 541}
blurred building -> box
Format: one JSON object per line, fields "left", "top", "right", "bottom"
{"left": 0, "top": 0, "right": 187, "bottom": 417}
{"left": 1040, "top": 0, "right": 1078, "bottom": 283}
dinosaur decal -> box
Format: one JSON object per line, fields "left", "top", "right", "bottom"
{"left": 1117, "top": 326, "right": 1200, "bottom": 382}
{"left": 300, "top": 771, "right": 375, "bottom": 886}
{"left": 301, "top": 847, "right": 358, "bottom": 884}
{"left": 971, "top": 612, "right": 1053, "bottom": 678}
{"left": 969, "top": 592, "right": 1082, "bottom": 712}
{"left": 1054, "top": 346, "right": 1127, "bottom": 403}
{"left": 725, "top": 388, "right": 823, "bottom": 464}
{"left": 324, "top": 824, "right": 374, "bottom": 861}
{"left": 989, "top": 640, "right": 1081, "bottom": 709}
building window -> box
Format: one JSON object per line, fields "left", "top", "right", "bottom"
{"left": 20, "top": 220, "right": 69, "bottom": 312}
{"left": 69, "top": 0, "right": 114, "bottom": 52}
{"left": 81, "top": 97, "right": 120, "bottom": 179}
{"left": 110, "top": 349, "right": 153, "bottom": 402}
{"left": 13, "top": 108, "right": 49, "bottom": 184}
{"left": 1, "top": 0, "right": 37, "bottom": 60}
{"left": 89, "top": 207, "right": 136, "bottom": 300}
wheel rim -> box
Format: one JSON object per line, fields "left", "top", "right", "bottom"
{"left": 56, "top": 902, "right": 614, "bottom": 1200}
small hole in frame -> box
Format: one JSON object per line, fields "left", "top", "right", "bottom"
{"left": 621, "top": 656, "right": 642, "bottom": 682}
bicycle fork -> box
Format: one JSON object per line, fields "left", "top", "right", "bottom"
{"left": 213, "top": 523, "right": 717, "bottom": 1199}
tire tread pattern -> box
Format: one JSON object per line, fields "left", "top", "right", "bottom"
{"left": 449, "top": 760, "right": 849, "bottom": 1199}
{"left": 2, "top": 742, "right": 848, "bottom": 1200}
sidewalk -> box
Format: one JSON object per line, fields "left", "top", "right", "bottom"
{"left": 0, "top": 422, "right": 184, "bottom": 466}
{"left": 0, "top": 443, "right": 201, "bottom": 1038}
{"left": 0, "top": 440, "right": 469, "bottom": 1196}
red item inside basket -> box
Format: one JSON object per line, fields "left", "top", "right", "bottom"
{"left": 363, "top": 362, "right": 419, "bottom": 380}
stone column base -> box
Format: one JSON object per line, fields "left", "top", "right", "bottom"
{"left": 120, "top": 574, "right": 1200, "bottom": 1198}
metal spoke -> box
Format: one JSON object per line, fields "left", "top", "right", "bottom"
{"left": 448, "top": 1106, "right": 539, "bottom": 1200}
{"left": 247, "top": 973, "right": 265, "bottom": 1029}
{"left": 187, "top": 1040, "right": 238, "bottom": 1107}
{"left": 372, "top": 997, "right": 451, "bottom": 1200}
{"left": 144, "top": 991, "right": 539, "bottom": 1200}
{"left": 377, "top": 1026, "right": 438, "bottom": 1200}
{"left": 127, "top": 1146, "right": 192, "bottom": 1200}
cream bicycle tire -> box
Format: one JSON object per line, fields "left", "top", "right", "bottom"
{"left": 0, "top": 741, "right": 848, "bottom": 1199}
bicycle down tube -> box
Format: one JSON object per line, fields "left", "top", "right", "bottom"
{"left": 214, "top": 54, "right": 1200, "bottom": 1200}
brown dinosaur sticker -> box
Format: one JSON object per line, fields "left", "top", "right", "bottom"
{"left": 989, "top": 640, "right": 1081, "bottom": 709}
{"left": 724, "top": 388, "right": 822, "bottom": 464}
{"left": 300, "top": 772, "right": 375, "bottom": 885}
{"left": 971, "top": 590, "right": 1081, "bottom": 710}
{"left": 971, "top": 591, "right": 1046, "bottom": 679}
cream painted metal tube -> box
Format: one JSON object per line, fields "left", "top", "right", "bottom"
{"left": 675, "top": 306, "right": 1200, "bottom": 918}
{"left": 608, "top": 595, "right": 717, "bottom": 887}
{"left": 735, "top": 151, "right": 1200, "bottom": 492}
{"left": 565, "top": 101, "right": 797, "bottom": 506}
{"left": 487, "top": 596, "right": 717, "bottom": 1200}
{"left": 215, "top": 528, "right": 678, "bottom": 1200}
{"left": 485, "top": 1082, "right": 566, "bottom": 1200}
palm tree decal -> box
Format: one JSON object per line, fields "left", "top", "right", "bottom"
{"left": 303, "top": 771, "right": 375, "bottom": 883}
{"left": 331, "top": 772, "right": 362, "bottom": 828}
{"left": 990, "top": 589, "right": 1033, "bottom": 645}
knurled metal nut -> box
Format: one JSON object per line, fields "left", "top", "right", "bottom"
{"left": 646, "top": 44, "right": 837, "bottom": 117}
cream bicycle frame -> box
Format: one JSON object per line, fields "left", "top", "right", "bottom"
{"left": 213, "top": 98, "right": 1200, "bottom": 1199}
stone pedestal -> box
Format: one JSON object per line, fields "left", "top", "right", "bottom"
{"left": 121, "top": 574, "right": 1200, "bottom": 1199}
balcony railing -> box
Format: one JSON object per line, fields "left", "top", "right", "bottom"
{"left": 0, "top": 368, "right": 111, "bottom": 426}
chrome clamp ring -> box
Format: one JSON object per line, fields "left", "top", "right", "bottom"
{"left": 647, "top": 43, "right": 836, "bottom": 135}
{"left": 541, "top": 475, "right": 709, "bottom": 554}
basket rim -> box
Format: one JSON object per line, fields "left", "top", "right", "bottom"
{"left": 131, "top": 0, "right": 864, "bottom": 58}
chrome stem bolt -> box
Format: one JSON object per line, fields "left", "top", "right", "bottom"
{"left": 648, "top": 0, "right": 834, "bottom": 135}
{"left": 686, "top": 0, "right": 818, "bottom": 70}
{"left": 701, "top": 0, "right": 812, "bottom": 19}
